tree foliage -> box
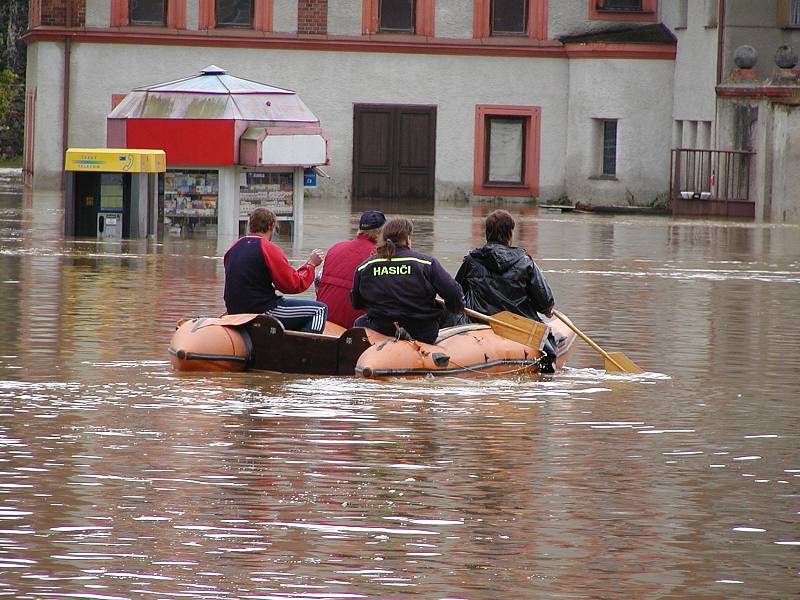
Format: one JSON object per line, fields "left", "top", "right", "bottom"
{"left": 0, "top": 68, "right": 20, "bottom": 122}
{"left": 0, "top": 0, "right": 27, "bottom": 159}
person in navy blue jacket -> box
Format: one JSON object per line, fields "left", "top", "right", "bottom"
{"left": 350, "top": 218, "right": 464, "bottom": 344}
{"left": 224, "top": 208, "right": 328, "bottom": 333}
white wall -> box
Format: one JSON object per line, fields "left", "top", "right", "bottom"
{"left": 769, "top": 105, "right": 800, "bottom": 223}
{"left": 328, "top": 0, "right": 361, "bottom": 36}
{"left": 273, "top": 0, "right": 297, "bottom": 34}
{"left": 27, "top": 41, "right": 67, "bottom": 190}
{"left": 186, "top": 0, "right": 200, "bottom": 30}
{"left": 565, "top": 58, "right": 675, "bottom": 205}
{"left": 435, "top": 0, "right": 473, "bottom": 38}
{"left": 48, "top": 42, "right": 575, "bottom": 202}
{"left": 85, "top": 0, "right": 110, "bottom": 28}
{"left": 669, "top": 0, "right": 718, "bottom": 125}
{"left": 723, "top": 0, "right": 800, "bottom": 78}
{"left": 548, "top": 0, "right": 663, "bottom": 39}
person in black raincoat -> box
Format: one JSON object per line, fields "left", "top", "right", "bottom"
{"left": 454, "top": 209, "right": 557, "bottom": 372}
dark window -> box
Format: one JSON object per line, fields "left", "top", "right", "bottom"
{"left": 491, "top": 0, "right": 527, "bottom": 35}
{"left": 379, "top": 0, "right": 415, "bottom": 33}
{"left": 216, "top": 0, "right": 253, "bottom": 27}
{"left": 601, "top": 0, "right": 643, "bottom": 11}
{"left": 485, "top": 116, "right": 526, "bottom": 185}
{"left": 602, "top": 120, "right": 617, "bottom": 176}
{"left": 792, "top": 0, "right": 800, "bottom": 26}
{"left": 130, "top": 0, "right": 167, "bottom": 25}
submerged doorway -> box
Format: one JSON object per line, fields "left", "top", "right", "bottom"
{"left": 352, "top": 104, "right": 436, "bottom": 203}
{"left": 73, "top": 172, "right": 130, "bottom": 238}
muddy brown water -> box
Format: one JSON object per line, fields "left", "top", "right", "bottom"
{"left": 1, "top": 176, "right": 798, "bottom": 598}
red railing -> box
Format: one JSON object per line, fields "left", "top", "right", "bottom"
{"left": 670, "top": 148, "right": 755, "bottom": 217}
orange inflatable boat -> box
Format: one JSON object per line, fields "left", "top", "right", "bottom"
{"left": 168, "top": 313, "right": 576, "bottom": 378}
{"left": 168, "top": 314, "right": 368, "bottom": 375}
{"left": 354, "top": 318, "right": 575, "bottom": 379}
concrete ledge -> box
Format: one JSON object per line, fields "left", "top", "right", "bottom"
{"left": 574, "top": 202, "right": 670, "bottom": 216}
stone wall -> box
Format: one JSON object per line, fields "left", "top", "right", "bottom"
{"left": 767, "top": 103, "right": 800, "bottom": 222}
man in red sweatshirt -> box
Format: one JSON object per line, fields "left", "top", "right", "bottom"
{"left": 224, "top": 208, "right": 327, "bottom": 333}
{"left": 316, "top": 210, "right": 386, "bottom": 328}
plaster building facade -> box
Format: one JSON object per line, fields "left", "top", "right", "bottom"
{"left": 20, "top": 0, "right": 800, "bottom": 224}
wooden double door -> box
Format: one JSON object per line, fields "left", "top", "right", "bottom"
{"left": 352, "top": 104, "right": 437, "bottom": 202}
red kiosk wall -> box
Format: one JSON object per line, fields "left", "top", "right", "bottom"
{"left": 126, "top": 119, "right": 235, "bottom": 164}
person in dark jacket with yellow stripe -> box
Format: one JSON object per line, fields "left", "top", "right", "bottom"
{"left": 350, "top": 218, "right": 464, "bottom": 344}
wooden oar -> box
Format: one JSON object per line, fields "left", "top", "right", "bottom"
{"left": 436, "top": 299, "right": 549, "bottom": 349}
{"left": 464, "top": 307, "right": 549, "bottom": 350}
{"left": 552, "top": 309, "right": 643, "bottom": 373}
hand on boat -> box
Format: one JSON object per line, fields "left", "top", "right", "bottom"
{"left": 307, "top": 249, "right": 326, "bottom": 267}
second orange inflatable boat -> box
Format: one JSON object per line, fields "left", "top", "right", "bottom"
{"left": 355, "top": 318, "right": 575, "bottom": 379}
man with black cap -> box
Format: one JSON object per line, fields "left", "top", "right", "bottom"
{"left": 316, "top": 210, "right": 386, "bottom": 328}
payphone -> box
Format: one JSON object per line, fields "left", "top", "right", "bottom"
{"left": 64, "top": 148, "right": 165, "bottom": 239}
{"left": 97, "top": 212, "right": 123, "bottom": 238}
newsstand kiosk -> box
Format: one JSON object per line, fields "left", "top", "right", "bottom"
{"left": 64, "top": 148, "right": 166, "bottom": 239}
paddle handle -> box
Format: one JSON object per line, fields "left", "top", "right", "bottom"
{"left": 463, "top": 306, "right": 499, "bottom": 327}
{"left": 552, "top": 310, "right": 626, "bottom": 372}
{"left": 435, "top": 300, "right": 500, "bottom": 328}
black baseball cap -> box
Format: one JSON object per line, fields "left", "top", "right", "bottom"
{"left": 358, "top": 210, "right": 387, "bottom": 230}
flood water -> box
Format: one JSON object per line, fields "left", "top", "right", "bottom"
{"left": 1, "top": 171, "right": 798, "bottom": 599}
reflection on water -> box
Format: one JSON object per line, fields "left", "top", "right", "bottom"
{"left": 0, "top": 178, "right": 799, "bottom": 598}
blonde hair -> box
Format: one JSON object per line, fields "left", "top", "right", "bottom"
{"left": 376, "top": 218, "right": 413, "bottom": 258}
{"left": 359, "top": 227, "right": 382, "bottom": 243}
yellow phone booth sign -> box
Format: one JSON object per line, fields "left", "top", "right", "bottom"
{"left": 64, "top": 148, "right": 166, "bottom": 173}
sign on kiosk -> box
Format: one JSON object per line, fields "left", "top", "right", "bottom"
{"left": 65, "top": 148, "right": 166, "bottom": 173}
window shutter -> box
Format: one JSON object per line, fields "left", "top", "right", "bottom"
{"left": 110, "top": 0, "right": 129, "bottom": 26}
{"left": 777, "top": 0, "right": 789, "bottom": 26}
{"left": 167, "top": 0, "right": 186, "bottom": 29}
{"left": 199, "top": 0, "right": 215, "bottom": 29}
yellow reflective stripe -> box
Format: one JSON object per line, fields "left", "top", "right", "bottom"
{"left": 357, "top": 256, "right": 432, "bottom": 271}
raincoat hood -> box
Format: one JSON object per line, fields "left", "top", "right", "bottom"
{"left": 468, "top": 243, "right": 529, "bottom": 274}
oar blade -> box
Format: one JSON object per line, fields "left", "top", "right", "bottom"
{"left": 604, "top": 351, "right": 644, "bottom": 374}
{"left": 490, "top": 311, "right": 549, "bottom": 350}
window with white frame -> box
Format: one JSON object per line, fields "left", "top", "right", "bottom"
{"left": 486, "top": 116, "right": 526, "bottom": 184}
{"left": 474, "top": 105, "right": 540, "bottom": 197}
{"left": 601, "top": 120, "right": 617, "bottom": 176}
{"left": 677, "top": 0, "right": 688, "bottom": 28}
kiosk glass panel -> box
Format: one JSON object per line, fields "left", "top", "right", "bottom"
{"left": 164, "top": 170, "right": 219, "bottom": 235}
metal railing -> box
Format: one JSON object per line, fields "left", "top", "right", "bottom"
{"left": 670, "top": 148, "right": 754, "bottom": 204}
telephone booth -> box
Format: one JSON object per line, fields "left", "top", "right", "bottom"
{"left": 64, "top": 148, "right": 166, "bottom": 239}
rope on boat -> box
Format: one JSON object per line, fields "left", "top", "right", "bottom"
{"left": 443, "top": 354, "right": 546, "bottom": 378}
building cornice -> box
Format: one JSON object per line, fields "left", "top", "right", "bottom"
{"left": 563, "top": 42, "right": 676, "bottom": 60}
{"left": 23, "top": 27, "right": 676, "bottom": 60}
{"left": 716, "top": 84, "right": 800, "bottom": 104}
